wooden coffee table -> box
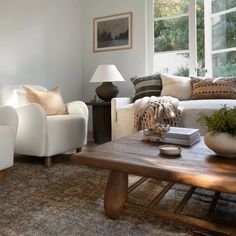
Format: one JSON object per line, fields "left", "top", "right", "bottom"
{"left": 72, "top": 132, "right": 236, "bottom": 235}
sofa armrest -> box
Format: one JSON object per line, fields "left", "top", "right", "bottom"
{"left": 66, "top": 101, "right": 89, "bottom": 120}
{"left": 111, "top": 97, "right": 133, "bottom": 122}
{"left": 15, "top": 103, "right": 47, "bottom": 156}
{"left": 0, "top": 125, "right": 15, "bottom": 170}
{"left": 0, "top": 106, "right": 18, "bottom": 138}
{"left": 111, "top": 97, "right": 133, "bottom": 109}
{"left": 111, "top": 97, "right": 134, "bottom": 140}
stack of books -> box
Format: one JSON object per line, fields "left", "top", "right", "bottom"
{"left": 143, "top": 127, "right": 200, "bottom": 146}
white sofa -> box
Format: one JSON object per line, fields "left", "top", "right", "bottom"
{"left": 0, "top": 106, "right": 18, "bottom": 179}
{"left": 111, "top": 97, "right": 236, "bottom": 140}
{"left": 0, "top": 85, "right": 88, "bottom": 167}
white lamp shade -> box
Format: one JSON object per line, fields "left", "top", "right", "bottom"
{"left": 90, "top": 65, "right": 125, "bottom": 83}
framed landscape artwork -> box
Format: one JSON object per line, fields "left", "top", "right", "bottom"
{"left": 93, "top": 12, "right": 133, "bottom": 52}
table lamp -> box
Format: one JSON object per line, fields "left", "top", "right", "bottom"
{"left": 90, "top": 65, "right": 125, "bottom": 101}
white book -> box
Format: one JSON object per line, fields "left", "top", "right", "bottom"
{"left": 144, "top": 127, "right": 200, "bottom": 141}
{"left": 143, "top": 135, "right": 201, "bottom": 146}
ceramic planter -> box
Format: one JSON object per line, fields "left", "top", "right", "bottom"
{"left": 204, "top": 132, "right": 236, "bottom": 158}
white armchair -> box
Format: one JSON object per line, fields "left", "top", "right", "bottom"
{"left": 0, "top": 106, "right": 18, "bottom": 179}
{"left": 0, "top": 85, "right": 88, "bottom": 167}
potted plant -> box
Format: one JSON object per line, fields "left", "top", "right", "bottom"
{"left": 198, "top": 105, "right": 236, "bottom": 158}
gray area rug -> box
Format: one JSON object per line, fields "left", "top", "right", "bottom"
{"left": 0, "top": 154, "right": 235, "bottom": 236}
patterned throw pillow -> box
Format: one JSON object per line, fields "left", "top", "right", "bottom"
{"left": 191, "top": 77, "right": 236, "bottom": 99}
{"left": 130, "top": 73, "right": 162, "bottom": 101}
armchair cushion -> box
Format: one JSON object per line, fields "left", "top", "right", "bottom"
{"left": 24, "top": 86, "right": 66, "bottom": 115}
{"left": 46, "top": 115, "right": 87, "bottom": 156}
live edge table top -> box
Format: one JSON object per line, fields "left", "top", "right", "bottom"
{"left": 72, "top": 132, "right": 236, "bottom": 195}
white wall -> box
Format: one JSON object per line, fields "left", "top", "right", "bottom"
{"left": 0, "top": 0, "right": 83, "bottom": 102}
{"left": 81, "top": 0, "right": 147, "bottom": 130}
{"left": 0, "top": 0, "right": 147, "bottom": 131}
{"left": 81, "top": 0, "right": 147, "bottom": 102}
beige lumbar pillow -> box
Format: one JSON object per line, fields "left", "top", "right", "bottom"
{"left": 160, "top": 74, "right": 192, "bottom": 100}
{"left": 23, "top": 86, "right": 66, "bottom": 115}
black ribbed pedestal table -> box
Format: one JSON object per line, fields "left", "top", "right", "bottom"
{"left": 86, "top": 101, "right": 111, "bottom": 144}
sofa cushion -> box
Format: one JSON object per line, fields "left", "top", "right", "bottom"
{"left": 130, "top": 73, "right": 162, "bottom": 101}
{"left": 160, "top": 74, "right": 192, "bottom": 100}
{"left": 180, "top": 99, "right": 236, "bottom": 134}
{"left": 24, "top": 86, "right": 67, "bottom": 115}
{"left": 191, "top": 77, "right": 236, "bottom": 99}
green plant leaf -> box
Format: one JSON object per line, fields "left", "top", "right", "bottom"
{"left": 198, "top": 105, "right": 236, "bottom": 136}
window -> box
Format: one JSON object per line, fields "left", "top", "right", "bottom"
{"left": 148, "top": 0, "right": 236, "bottom": 77}
{"left": 205, "top": 0, "right": 236, "bottom": 77}
{"left": 151, "top": 0, "right": 194, "bottom": 76}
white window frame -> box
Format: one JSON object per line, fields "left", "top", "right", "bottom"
{"left": 204, "top": 0, "right": 212, "bottom": 77}
{"left": 146, "top": 0, "right": 154, "bottom": 74}
{"left": 189, "top": 0, "right": 197, "bottom": 76}
{"left": 205, "top": 1, "right": 236, "bottom": 77}
{"left": 146, "top": 0, "right": 197, "bottom": 76}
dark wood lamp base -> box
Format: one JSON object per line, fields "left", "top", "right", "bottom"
{"left": 95, "top": 82, "right": 119, "bottom": 101}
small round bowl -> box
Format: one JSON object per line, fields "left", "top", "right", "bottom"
{"left": 159, "top": 145, "right": 182, "bottom": 156}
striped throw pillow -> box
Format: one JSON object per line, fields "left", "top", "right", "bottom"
{"left": 131, "top": 73, "right": 162, "bottom": 101}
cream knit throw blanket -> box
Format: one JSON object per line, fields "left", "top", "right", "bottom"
{"left": 133, "top": 96, "right": 182, "bottom": 132}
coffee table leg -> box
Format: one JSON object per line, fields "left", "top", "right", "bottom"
{"left": 104, "top": 170, "right": 128, "bottom": 219}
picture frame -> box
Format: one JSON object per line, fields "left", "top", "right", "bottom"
{"left": 93, "top": 12, "right": 133, "bottom": 52}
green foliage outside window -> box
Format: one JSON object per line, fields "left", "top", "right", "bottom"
{"left": 154, "top": 17, "right": 189, "bottom": 52}
{"left": 212, "top": 0, "right": 236, "bottom": 14}
{"left": 154, "top": 0, "right": 236, "bottom": 77}
{"left": 154, "top": 0, "right": 188, "bottom": 18}
{"left": 213, "top": 63, "right": 236, "bottom": 77}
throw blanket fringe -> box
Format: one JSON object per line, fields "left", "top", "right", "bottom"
{"left": 133, "top": 96, "right": 182, "bottom": 132}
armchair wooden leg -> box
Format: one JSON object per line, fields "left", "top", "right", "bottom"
{"left": 0, "top": 170, "right": 5, "bottom": 180}
{"left": 76, "top": 147, "right": 82, "bottom": 153}
{"left": 44, "top": 156, "right": 52, "bottom": 167}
